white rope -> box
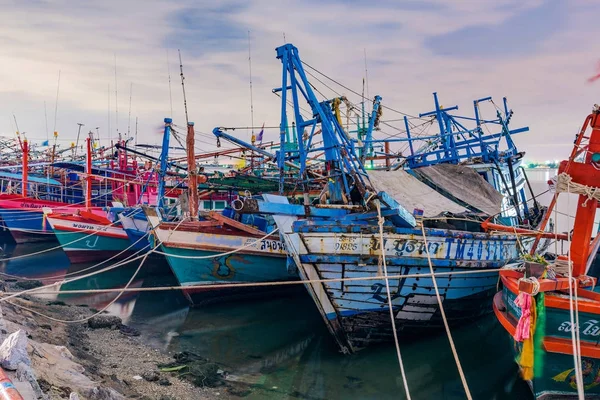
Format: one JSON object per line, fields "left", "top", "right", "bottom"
{"left": 6, "top": 242, "right": 159, "bottom": 324}
{"left": 0, "top": 208, "right": 140, "bottom": 262}
{"left": 556, "top": 172, "right": 600, "bottom": 207}
{"left": 0, "top": 218, "right": 187, "bottom": 307}
{"left": 374, "top": 201, "right": 411, "bottom": 400}
{"left": 420, "top": 223, "right": 473, "bottom": 400}
{"left": 0, "top": 230, "right": 151, "bottom": 282}
{"left": 1, "top": 267, "right": 507, "bottom": 296}
{"left": 565, "top": 178, "right": 585, "bottom": 399}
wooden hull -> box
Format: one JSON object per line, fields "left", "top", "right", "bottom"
{"left": 0, "top": 195, "right": 104, "bottom": 243}
{"left": 287, "top": 224, "right": 523, "bottom": 353}
{"left": 47, "top": 215, "right": 132, "bottom": 264}
{"left": 494, "top": 291, "right": 600, "bottom": 399}
{"left": 152, "top": 223, "right": 297, "bottom": 306}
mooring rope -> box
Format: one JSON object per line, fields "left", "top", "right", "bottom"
{"left": 375, "top": 200, "right": 411, "bottom": 400}
{"left": 0, "top": 209, "right": 138, "bottom": 262}
{"left": 0, "top": 231, "right": 151, "bottom": 282}
{"left": 420, "top": 224, "right": 472, "bottom": 400}
{"left": 564, "top": 178, "right": 585, "bottom": 399}
{"left": 6, "top": 242, "right": 159, "bottom": 324}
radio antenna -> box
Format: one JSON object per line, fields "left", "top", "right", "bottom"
{"left": 167, "top": 49, "right": 173, "bottom": 118}
{"left": 127, "top": 82, "right": 133, "bottom": 137}
{"left": 178, "top": 49, "right": 189, "bottom": 125}
{"left": 248, "top": 30, "right": 255, "bottom": 142}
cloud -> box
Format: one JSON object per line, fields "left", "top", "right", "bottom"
{"left": 0, "top": 0, "right": 598, "bottom": 163}
{"left": 424, "top": 0, "right": 568, "bottom": 58}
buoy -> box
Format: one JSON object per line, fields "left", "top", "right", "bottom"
{"left": 0, "top": 368, "right": 24, "bottom": 400}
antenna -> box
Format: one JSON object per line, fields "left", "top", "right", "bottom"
{"left": 364, "top": 49, "right": 370, "bottom": 112}
{"left": 135, "top": 117, "right": 138, "bottom": 147}
{"left": 107, "top": 83, "right": 111, "bottom": 144}
{"left": 12, "top": 114, "right": 20, "bottom": 134}
{"left": 75, "top": 123, "right": 84, "bottom": 157}
{"left": 114, "top": 54, "right": 119, "bottom": 138}
{"left": 283, "top": 32, "right": 286, "bottom": 43}
{"left": 53, "top": 70, "right": 61, "bottom": 133}
{"left": 248, "top": 30, "right": 255, "bottom": 143}
{"left": 127, "top": 82, "right": 133, "bottom": 137}
{"left": 178, "top": 49, "right": 189, "bottom": 125}
{"left": 167, "top": 49, "right": 173, "bottom": 118}
{"left": 44, "top": 101, "right": 49, "bottom": 142}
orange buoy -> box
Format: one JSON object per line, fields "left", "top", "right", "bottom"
{"left": 0, "top": 368, "right": 24, "bottom": 400}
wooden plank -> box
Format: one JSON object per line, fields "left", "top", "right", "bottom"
{"left": 205, "top": 211, "right": 266, "bottom": 236}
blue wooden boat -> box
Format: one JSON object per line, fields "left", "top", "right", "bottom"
{"left": 226, "top": 43, "right": 549, "bottom": 353}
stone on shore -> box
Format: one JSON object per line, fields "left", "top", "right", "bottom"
{"left": 0, "top": 329, "right": 30, "bottom": 370}
{"left": 87, "top": 315, "right": 122, "bottom": 330}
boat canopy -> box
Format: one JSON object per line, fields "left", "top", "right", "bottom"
{"left": 0, "top": 171, "right": 61, "bottom": 186}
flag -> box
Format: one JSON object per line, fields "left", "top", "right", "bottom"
{"left": 256, "top": 123, "right": 265, "bottom": 143}
{"left": 588, "top": 60, "right": 600, "bottom": 83}
{"left": 41, "top": 140, "right": 49, "bottom": 146}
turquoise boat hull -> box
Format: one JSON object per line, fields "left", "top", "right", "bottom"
{"left": 159, "top": 245, "right": 297, "bottom": 305}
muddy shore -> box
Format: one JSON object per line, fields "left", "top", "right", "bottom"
{"left": 0, "top": 279, "right": 252, "bottom": 400}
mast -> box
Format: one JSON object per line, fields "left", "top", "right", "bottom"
{"left": 22, "top": 139, "right": 28, "bottom": 198}
{"left": 86, "top": 136, "right": 92, "bottom": 209}
{"left": 179, "top": 50, "right": 198, "bottom": 220}
{"left": 158, "top": 118, "right": 172, "bottom": 208}
{"left": 187, "top": 122, "right": 198, "bottom": 220}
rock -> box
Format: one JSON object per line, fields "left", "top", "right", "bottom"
{"left": 0, "top": 330, "right": 31, "bottom": 370}
{"left": 54, "top": 346, "right": 74, "bottom": 360}
{"left": 227, "top": 386, "right": 252, "bottom": 397}
{"left": 15, "top": 362, "right": 46, "bottom": 399}
{"left": 14, "top": 280, "right": 43, "bottom": 290}
{"left": 82, "top": 386, "right": 125, "bottom": 400}
{"left": 157, "top": 378, "right": 171, "bottom": 386}
{"left": 118, "top": 325, "right": 140, "bottom": 337}
{"left": 87, "top": 316, "right": 122, "bottom": 330}
{"left": 132, "top": 375, "right": 143, "bottom": 381}
{"left": 141, "top": 370, "right": 159, "bottom": 382}
{"left": 70, "top": 393, "right": 81, "bottom": 400}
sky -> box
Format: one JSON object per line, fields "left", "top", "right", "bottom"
{"left": 1, "top": 0, "right": 599, "bottom": 162}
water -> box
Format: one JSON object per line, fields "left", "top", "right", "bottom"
{"left": 0, "top": 234, "right": 532, "bottom": 400}
{"left": 3, "top": 169, "right": 581, "bottom": 399}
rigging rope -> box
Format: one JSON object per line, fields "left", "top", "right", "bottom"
{"left": 375, "top": 201, "right": 411, "bottom": 400}
{"left": 420, "top": 224, "right": 473, "bottom": 400}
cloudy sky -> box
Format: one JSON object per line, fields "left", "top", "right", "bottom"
{"left": 1, "top": 0, "right": 599, "bottom": 162}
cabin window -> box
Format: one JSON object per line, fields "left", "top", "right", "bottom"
{"left": 203, "top": 201, "right": 212, "bottom": 209}
{"left": 214, "top": 201, "right": 226, "bottom": 210}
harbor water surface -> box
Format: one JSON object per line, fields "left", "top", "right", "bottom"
{"left": 1, "top": 171, "right": 575, "bottom": 400}
{"left": 0, "top": 237, "right": 532, "bottom": 400}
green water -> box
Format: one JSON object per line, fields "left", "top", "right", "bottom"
{"left": 0, "top": 239, "right": 533, "bottom": 399}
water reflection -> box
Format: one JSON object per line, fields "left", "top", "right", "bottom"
{"left": 0, "top": 240, "right": 533, "bottom": 399}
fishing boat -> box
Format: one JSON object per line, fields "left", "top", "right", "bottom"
{"left": 0, "top": 138, "right": 109, "bottom": 243}
{"left": 45, "top": 137, "right": 134, "bottom": 264}
{"left": 228, "top": 43, "right": 554, "bottom": 353}
{"left": 494, "top": 106, "right": 600, "bottom": 399}
{"left": 145, "top": 119, "right": 296, "bottom": 306}
{"left": 0, "top": 132, "right": 154, "bottom": 244}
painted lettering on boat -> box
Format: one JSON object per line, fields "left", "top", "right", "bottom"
{"left": 558, "top": 320, "right": 600, "bottom": 337}
{"left": 260, "top": 239, "right": 286, "bottom": 252}
{"left": 336, "top": 236, "right": 358, "bottom": 251}
{"left": 330, "top": 235, "right": 515, "bottom": 261}
{"left": 72, "top": 223, "right": 107, "bottom": 231}
{"left": 242, "top": 238, "right": 286, "bottom": 253}
{"left": 19, "top": 203, "right": 44, "bottom": 209}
